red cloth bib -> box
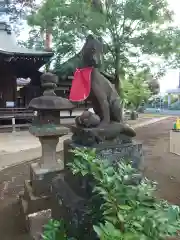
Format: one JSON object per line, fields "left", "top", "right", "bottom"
{"left": 69, "top": 67, "right": 93, "bottom": 102}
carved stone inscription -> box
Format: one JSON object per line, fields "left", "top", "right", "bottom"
{"left": 65, "top": 140, "right": 143, "bottom": 170}
{"left": 97, "top": 142, "right": 143, "bottom": 169}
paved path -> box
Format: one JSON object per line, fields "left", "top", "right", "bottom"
{"left": 0, "top": 116, "right": 168, "bottom": 170}
{"left": 145, "top": 108, "right": 180, "bottom": 116}
{"left": 0, "top": 131, "right": 70, "bottom": 155}
{"left": 135, "top": 117, "right": 180, "bottom": 206}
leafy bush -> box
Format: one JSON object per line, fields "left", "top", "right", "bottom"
{"left": 42, "top": 219, "right": 67, "bottom": 240}
{"left": 43, "top": 148, "right": 180, "bottom": 240}
{"left": 42, "top": 219, "right": 77, "bottom": 240}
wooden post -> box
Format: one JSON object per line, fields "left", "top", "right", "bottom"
{"left": 44, "top": 28, "right": 52, "bottom": 71}
{"left": 12, "top": 117, "right": 16, "bottom": 133}
{"left": 44, "top": 28, "right": 52, "bottom": 51}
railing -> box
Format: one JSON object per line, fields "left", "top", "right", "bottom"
{"left": 0, "top": 106, "right": 90, "bottom": 132}
{"left": 0, "top": 108, "right": 34, "bottom": 132}
{"left": 0, "top": 108, "right": 34, "bottom": 120}
{"left": 0, "top": 106, "right": 134, "bottom": 132}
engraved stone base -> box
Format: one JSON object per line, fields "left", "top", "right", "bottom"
{"left": 28, "top": 209, "right": 51, "bottom": 240}
{"left": 51, "top": 138, "right": 144, "bottom": 240}
{"left": 21, "top": 180, "right": 50, "bottom": 214}
{"left": 19, "top": 180, "right": 50, "bottom": 234}
{"left": 30, "top": 161, "right": 64, "bottom": 196}
{"left": 19, "top": 158, "right": 64, "bottom": 234}
{"left": 51, "top": 176, "right": 94, "bottom": 239}
{"left": 64, "top": 139, "right": 144, "bottom": 170}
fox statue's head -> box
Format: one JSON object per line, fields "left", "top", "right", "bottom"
{"left": 81, "top": 35, "right": 103, "bottom": 68}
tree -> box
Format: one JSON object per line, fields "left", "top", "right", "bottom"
{"left": 122, "top": 71, "right": 151, "bottom": 110}
{"left": 27, "top": 0, "right": 180, "bottom": 94}
{"left": 18, "top": 28, "right": 44, "bottom": 50}
{"left": 8, "top": 0, "right": 37, "bottom": 36}
{"left": 164, "top": 94, "right": 178, "bottom": 105}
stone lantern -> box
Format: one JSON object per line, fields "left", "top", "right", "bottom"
{"left": 20, "top": 72, "right": 75, "bottom": 234}
{"left": 28, "top": 72, "right": 74, "bottom": 195}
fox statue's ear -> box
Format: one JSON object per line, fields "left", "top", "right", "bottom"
{"left": 86, "top": 34, "right": 95, "bottom": 41}
{"left": 91, "top": 0, "right": 103, "bottom": 13}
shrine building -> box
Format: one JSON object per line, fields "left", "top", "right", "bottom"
{"left": 0, "top": 0, "right": 53, "bottom": 109}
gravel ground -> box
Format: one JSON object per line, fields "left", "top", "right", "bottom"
{"left": 0, "top": 117, "right": 180, "bottom": 239}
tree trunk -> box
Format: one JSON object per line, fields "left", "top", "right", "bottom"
{"left": 98, "top": 36, "right": 105, "bottom": 72}
{"left": 114, "top": 73, "right": 120, "bottom": 92}
{"left": 44, "top": 27, "right": 52, "bottom": 71}
{"left": 44, "top": 28, "right": 52, "bottom": 51}
{"left": 114, "top": 54, "right": 121, "bottom": 93}
{"left": 114, "top": 54, "right": 125, "bottom": 121}
{"left": 114, "top": 51, "right": 124, "bottom": 95}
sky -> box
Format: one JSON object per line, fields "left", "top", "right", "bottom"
{"left": 159, "top": 0, "right": 180, "bottom": 94}
{"left": 18, "top": 0, "right": 180, "bottom": 94}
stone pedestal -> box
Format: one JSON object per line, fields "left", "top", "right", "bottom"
{"left": 19, "top": 127, "right": 68, "bottom": 235}
{"left": 28, "top": 209, "right": 51, "bottom": 240}
{"left": 39, "top": 136, "right": 59, "bottom": 167}
{"left": 64, "top": 139, "right": 143, "bottom": 170}
{"left": 50, "top": 137, "right": 144, "bottom": 239}
{"left": 51, "top": 176, "right": 93, "bottom": 240}
{"left": 27, "top": 127, "right": 68, "bottom": 197}
{"left": 30, "top": 161, "right": 64, "bottom": 197}
{"left": 170, "top": 130, "right": 180, "bottom": 155}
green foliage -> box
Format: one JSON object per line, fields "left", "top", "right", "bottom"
{"left": 8, "top": 0, "right": 37, "bottom": 36}
{"left": 169, "top": 102, "right": 180, "bottom": 110}
{"left": 164, "top": 94, "right": 178, "bottom": 105}
{"left": 42, "top": 148, "right": 180, "bottom": 239}
{"left": 18, "top": 28, "right": 44, "bottom": 50}
{"left": 69, "top": 148, "right": 180, "bottom": 240}
{"left": 122, "top": 71, "right": 152, "bottom": 109}
{"left": 26, "top": 0, "right": 180, "bottom": 91}
{"left": 42, "top": 219, "right": 67, "bottom": 240}
{"left": 42, "top": 219, "right": 77, "bottom": 240}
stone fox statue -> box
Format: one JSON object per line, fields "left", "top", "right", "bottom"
{"left": 81, "top": 34, "right": 123, "bottom": 124}
{"left": 69, "top": 35, "right": 135, "bottom": 137}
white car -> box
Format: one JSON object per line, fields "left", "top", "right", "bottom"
{"left": 156, "top": 108, "right": 161, "bottom": 112}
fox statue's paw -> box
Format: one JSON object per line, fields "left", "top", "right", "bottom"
{"left": 122, "top": 124, "right": 136, "bottom": 137}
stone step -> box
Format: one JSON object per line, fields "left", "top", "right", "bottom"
{"left": 19, "top": 194, "right": 51, "bottom": 239}
{"left": 22, "top": 180, "right": 50, "bottom": 214}
{"left": 28, "top": 209, "right": 51, "bottom": 240}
